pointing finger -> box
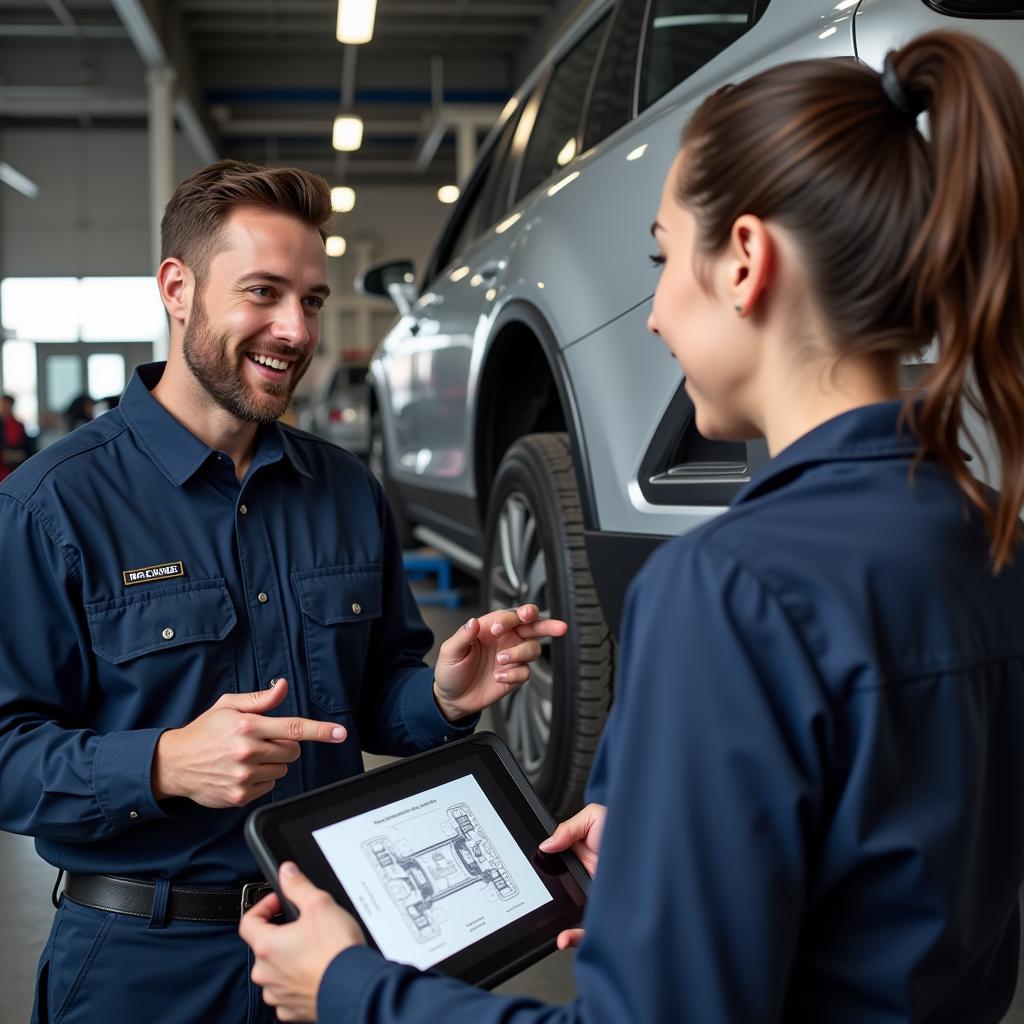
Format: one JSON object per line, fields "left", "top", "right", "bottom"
{"left": 251, "top": 717, "right": 347, "bottom": 743}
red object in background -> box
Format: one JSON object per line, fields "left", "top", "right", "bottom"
{"left": 0, "top": 413, "right": 29, "bottom": 482}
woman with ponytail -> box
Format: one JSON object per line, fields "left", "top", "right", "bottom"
{"left": 241, "top": 30, "right": 1024, "bottom": 1024}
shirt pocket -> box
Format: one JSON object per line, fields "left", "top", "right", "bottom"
{"left": 292, "top": 564, "right": 383, "bottom": 714}
{"left": 84, "top": 580, "right": 238, "bottom": 722}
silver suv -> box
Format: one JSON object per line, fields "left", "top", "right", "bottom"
{"left": 361, "top": 0, "right": 1024, "bottom": 817}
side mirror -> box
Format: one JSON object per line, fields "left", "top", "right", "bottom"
{"left": 357, "top": 260, "right": 417, "bottom": 316}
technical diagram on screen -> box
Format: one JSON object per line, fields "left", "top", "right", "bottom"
{"left": 312, "top": 774, "right": 553, "bottom": 970}
{"left": 244, "top": 732, "right": 589, "bottom": 988}
{"left": 363, "top": 802, "right": 520, "bottom": 944}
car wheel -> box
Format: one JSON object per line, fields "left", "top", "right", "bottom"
{"left": 482, "top": 433, "right": 613, "bottom": 817}
{"left": 369, "top": 410, "right": 413, "bottom": 549}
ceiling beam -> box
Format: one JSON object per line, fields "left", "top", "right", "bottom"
{"left": 109, "top": 0, "right": 217, "bottom": 162}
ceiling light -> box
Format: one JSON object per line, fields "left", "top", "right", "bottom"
{"left": 437, "top": 185, "right": 460, "bottom": 205}
{"left": 326, "top": 236, "right": 347, "bottom": 257}
{"left": 0, "top": 162, "right": 39, "bottom": 199}
{"left": 448, "top": 265, "right": 470, "bottom": 283}
{"left": 331, "top": 186, "right": 356, "bottom": 213}
{"left": 547, "top": 171, "right": 579, "bottom": 197}
{"left": 332, "top": 114, "right": 363, "bottom": 152}
{"left": 337, "top": 0, "right": 377, "bottom": 44}
{"left": 494, "top": 212, "right": 521, "bottom": 235}
{"left": 556, "top": 138, "right": 577, "bottom": 167}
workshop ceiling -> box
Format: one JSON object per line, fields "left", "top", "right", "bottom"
{"left": 0, "top": 0, "right": 576, "bottom": 182}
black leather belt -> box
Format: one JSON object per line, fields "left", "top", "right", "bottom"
{"left": 62, "top": 873, "right": 273, "bottom": 923}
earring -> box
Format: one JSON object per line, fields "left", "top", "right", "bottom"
{"left": 734, "top": 304, "right": 743, "bottom": 315}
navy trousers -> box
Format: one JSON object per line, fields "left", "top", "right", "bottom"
{"left": 31, "top": 896, "right": 278, "bottom": 1024}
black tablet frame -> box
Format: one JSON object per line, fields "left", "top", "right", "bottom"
{"left": 245, "top": 732, "right": 589, "bottom": 989}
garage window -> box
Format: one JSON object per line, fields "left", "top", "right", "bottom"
{"left": 513, "top": 15, "right": 610, "bottom": 203}
{"left": 638, "top": 0, "right": 755, "bottom": 113}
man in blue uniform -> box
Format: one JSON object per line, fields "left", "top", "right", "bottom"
{"left": 0, "top": 160, "right": 565, "bottom": 1023}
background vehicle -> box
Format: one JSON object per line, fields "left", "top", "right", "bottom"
{"left": 297, "top": 357, "right": 372, "bottom": 458}
{"left": 361, "top": 0, "right": 1024, "bottom": 816}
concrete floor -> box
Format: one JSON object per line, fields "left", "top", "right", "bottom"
{"left": 1, "top": 576, "right": 1021, "bottom": 1022}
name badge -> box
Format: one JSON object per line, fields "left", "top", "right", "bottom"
{"left": 122, "top": 561, "right": 186, "bottom": 587}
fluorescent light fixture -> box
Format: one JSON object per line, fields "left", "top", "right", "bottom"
{"left": 818, "top": 25, "right": 838, "bottom": 39}
{"left": 547, "top": 171, "right": 579, "bottom": 197}
{"left": 0, "top": 163, "right": 39, "bottom": 199}
{"left": 626, "top": 144, "right": 648, "bottom": 162}
{"left": 556, "top": 138, "right": 577, "bottom": 167}
{"left": 331, "top": 186, "right": 356, "bottom": 212}
{"left": 332, "top": 114, "right": 364, "bottom": 152}
{"left": 437, "top": 185, "right": 460, "bottom": 204}
{"left": 652, "top": 14, "right": 747, "bottom": 29}
{"left": 494, "top": 212, "right": 522, "bottom": 235}
{"left": 325, "top": 236, "right": 347, "bottom": 257}
{"left": 448, "top": 265, "right": 470, "bottom": 283}
{"left": 337, "top": 0, "right": 377, "bottom": 44}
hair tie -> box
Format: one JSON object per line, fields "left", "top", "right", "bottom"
{"left": 881, "top": 52, "right": 923, "bottom": 120}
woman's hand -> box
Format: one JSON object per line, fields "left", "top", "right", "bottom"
{"left": 539, "top": 802, "right": 607, "bottom": 950}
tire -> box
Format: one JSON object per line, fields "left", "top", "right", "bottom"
{"left": 482, "top": 433, "right": 613, "bottom": 818}
{"left": 369, "top": 409, "right": 414, "bottom": 549}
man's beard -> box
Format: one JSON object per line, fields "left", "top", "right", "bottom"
{"left": 182, "top": 295, "right": 310, "bottom": 425}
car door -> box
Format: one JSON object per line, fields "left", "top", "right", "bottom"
{"left": 376, "top": 99, "right": 529, "bottom": 548}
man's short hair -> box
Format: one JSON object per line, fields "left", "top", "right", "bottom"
{"left": 160, "top": 160, "right": 332, "bottom": 283}
{"left": 0, "top": 394, "right": 14, "bottom": 406}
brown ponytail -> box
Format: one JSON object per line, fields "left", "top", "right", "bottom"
{"left": 676, "top": 31, "right": 1024, "bottom": 571}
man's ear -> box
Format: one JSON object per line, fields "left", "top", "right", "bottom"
{"left": 157, "top": 258, "right": 193, "bottom": 326}
{"left": 727, "top": 214, "right": 774, "bottom": 317}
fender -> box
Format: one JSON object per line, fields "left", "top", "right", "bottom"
{"left": 471, "top": 299, "right": 599, "bottom": 533}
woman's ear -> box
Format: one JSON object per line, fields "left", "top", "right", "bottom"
{"left": 728, "top": 214, "right": 774, "bottom": 317}
{"left": 157, "top": 258, "right": 193, "bottom": 326}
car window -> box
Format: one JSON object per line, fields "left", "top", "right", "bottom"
{"left": 438, "top": 101, "right": 526, "bottom": 270}
{"left": 638, "top": 0, "right": 755, "bottom": 113}
{"left": 582, "top": 0, "right": 649, "bottom": 153}
{"left": 514, "top": 15, "right": 610, "bottom": 203}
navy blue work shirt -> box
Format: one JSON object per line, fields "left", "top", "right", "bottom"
{"left": 0, "top": 363, "right": 474, "bottom": 884}
{"left": 318, "top": 402, "right": 1024, "bottom": 1023}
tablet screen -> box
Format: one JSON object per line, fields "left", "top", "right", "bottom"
{"left": 246, "top": 733, "right": 587, "bottom": 989}
{"left": 312, "top": 774, "right": 554, "bottom": 970}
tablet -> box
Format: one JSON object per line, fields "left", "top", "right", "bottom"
{"left": 245, "top": 732, "right": 589, "bottom": 989}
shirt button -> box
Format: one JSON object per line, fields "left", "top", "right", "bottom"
{"left": 162, "top": 627, "right": 175, "bottom": 640}
{"left": 130, "top": 811, "right": 139, "bottom": 819}
{"left": 239, "top": 504, "right": 248, "bottom": 516}
{"left": 351, "top": 602, "right": 362, "bottom": 615}
{"left": 257, "top": 592, "right": 269, "bottom": 604}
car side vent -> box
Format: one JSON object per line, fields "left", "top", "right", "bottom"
{"left": 638, "top": 384, "right": 751, "bottom": 507}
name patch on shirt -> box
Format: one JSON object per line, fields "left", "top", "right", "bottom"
{"left": 122, "top": 561, "right": 186, "bottom": 586}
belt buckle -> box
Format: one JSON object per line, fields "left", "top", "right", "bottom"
{"left": 240, "top": 882, "right": 273, "bottom": 915}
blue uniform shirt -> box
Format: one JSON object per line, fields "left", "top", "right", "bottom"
{"left": 318, "top": 402, "right": 1024, "bottom": 1023}
{"left": 0, "top": 363, "right": 474, "bottom": 885}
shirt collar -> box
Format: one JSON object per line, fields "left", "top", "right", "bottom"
{"left": 120, "top": 362, "right": 313, "bottom": 485}
{"left": 734, "top": 401, "right": 919, "bottom": 506}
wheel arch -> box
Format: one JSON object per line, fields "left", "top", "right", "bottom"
{"left": 472, "top": 300, "right": 598, "bottom": 532}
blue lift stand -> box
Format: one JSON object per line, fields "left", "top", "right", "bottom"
{"left": 402, "top": 548, "right": 462, "bottom": 609}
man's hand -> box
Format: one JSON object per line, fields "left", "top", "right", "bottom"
{"left": 151, "top": 679, "right": 347, "bottom": 808}
{"left": 240, "top": 862, "right": 365, "bottom": 1023}
{"left": 432, "top": 605, "right": 568, "bottom": 721}
{"left": 539, "top": 802, "right": 606, "bottom": 950}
